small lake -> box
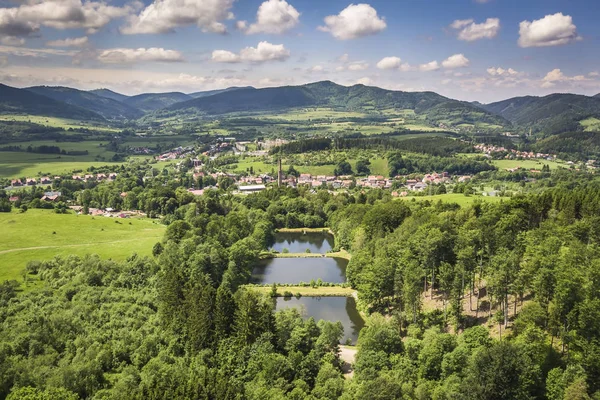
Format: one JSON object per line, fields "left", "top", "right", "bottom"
{"left": 275, "top": 296, "right": 364, "bottom": 344}
{"left": 270, "top": 231, "right": 334, "bottom": 254}
{"left": 251, "top": 257, "right": 348, "bottom": 284}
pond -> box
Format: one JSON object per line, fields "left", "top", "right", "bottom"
{"left": 251, "top": 257, "right": 348, "bottom": 284}
{"left": 275, "top": 296, "right": 364, "bottom": 344}
{"left": 269, "top": 231, "right": 334, "bottom": 254}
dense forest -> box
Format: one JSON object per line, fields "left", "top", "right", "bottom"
{"left": 2, "top": 171, "right": 600, "bottom": 398}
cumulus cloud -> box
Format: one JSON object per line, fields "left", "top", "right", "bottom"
{"left": 419, "top": 61, "right": 440, "bottom": 72}
{"left": 47, "top": 36, "right": 88, "bottom": 47}
{"left": 450, "top": 17, "right": 500, "bottom": 41}
{"left": 356, "top": 77, "right": 372, "bottom": 85}
{"left": 0, "top": 0, "right": 139, "bottom": 35}
{"left": 518, "top": 13, "right": 580, "bottom": 48}
{"left": 376, "top": 56, "right": 401, "bottom": 70}
{"left": 122, "top": 0, "right": 235, "bottom": 35}
{"left": 487, "top": 67, "right": 519, "bottom": 76}
{"left": 212, "top": 41, "right": 290, "bottom": 63}
{"left": 97, "top": 47, "right": 184, "bottom": 64}
{"left": 442, "top": 54, "right": 470, "bottom": 69}
{"left": 318, "top": 4, "right": 386, "bottom": 40}
{"left": 241, "top": 0, "right": 300, "bottom": 35}
{"left": 348, "top": 62, "right": 369, "bottom": 71}
{"left": 1, "top": 36, "right": 25, "bottom": 46}
{"left": 541, "top": 68, "right": 587, "bottom": 88}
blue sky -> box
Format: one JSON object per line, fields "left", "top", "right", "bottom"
{"left": 0, "top": 0, "right": 599, "bottom": 102}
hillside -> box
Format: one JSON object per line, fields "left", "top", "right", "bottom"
{"left": 0, "top": 83, "right": 103, "bottom": 121}
{"left": 188, "top": 86, "right": 253, "bottom": 99}
{"left": 123, "top": 92, "right": 192, "bottom": 113}
{"left": 481, "top": 94, "right": 600, "bottom": 135}
{"left": 89, "top": 89, "right": 129, "bottom": 102}
{"left": 27, "top": 86, "right": 143, "bottom": 121}
{"left": 167, "top": 81, "right": 508, "bottom": 128}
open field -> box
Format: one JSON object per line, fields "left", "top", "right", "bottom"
{"left": 0, "top": 152, "right": 127, "bottom": 178}
{"left": 580, "top": 117, "right": 600, "bottom": 132}
{"left": 245, "top": 285, "right": 356, "bottom": 297}
{"left": 0, "top": 209, "right": 165, "bottom": 285}
{"left": 0, "top": 115, "right": 119, "bottom": 132}
{"left": 259, "top": 108, "right": 369, "bottom": 121}
{"left": 397, "top": 193, "right": 505, "bottom": 206}
{"left": 491, "top": 159, "right": 566, "bottom": 171}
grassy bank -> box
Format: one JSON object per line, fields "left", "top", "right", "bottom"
{"left": 245, "top": 285, "right": 356, "bottom": 297}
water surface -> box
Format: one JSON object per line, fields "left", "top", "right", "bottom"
{"left": 251, "top": 257, "right": 348, "bottom": 284}
{"left": 275, "top": 296, "right": 364, "bottom": 344}
{"left": 270, "top": 231, "right": 334, "bottom": 254}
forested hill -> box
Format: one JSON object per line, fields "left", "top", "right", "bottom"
{"left": 480, "top": 93, "right": 600, "bottom": 135}
{"left": 0, "top": 83, "right": 103, "bottom": 121}
{"left": 26, "top": 86, "right": 143, "bottom": 121}
{"left": 89, "top": 88, "right": 129, "bottom": 102}
{"left": 188, "top": 86, "right": 254, "bottom": 99}
{"left": 123, "top": 92, "right": 193, "bottom": 113}
{"left": 165, "top": 81, "right": 509, "bottom": 127}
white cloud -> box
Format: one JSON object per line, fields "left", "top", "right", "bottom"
{"left": 242, "top": 0, "right": 300, "bottom": 35}
{"left": 318, "top": 4, "right": 386, "bottom": 40}
{"left": 311, "top": 65, "right": 324, "bottom": 72}
{"left": 376, "top": 56, "right": 401, "bottom": 70}
{"left": 348, "top": 62, "right": 369, "bottom": 71}
{"left": 0, "top": 55, "right": 7, "bottom": 67}
{"left": 338, "top": 53, "right": 349, "bottom": 63}
{"left": 235, "top": 20, "right": 248, "bottom": 31}
{"left": 356, "top": 77, "right": 372, "bottom": 85}
{"left": 419, "top": 61, "right": 440, "bottom": 71}
{"left": 335, "top": 66, "right": 346, "bottom": 72}
{"left": 97, "top": 47, "right": 184, "bottom": 64}
{"left": 541, "top": 68, "right": 589, "bottom": 88}
{"left": 487, "top": 67, "right": 519, "bottom": 76}
{"left": 0, "top": 45, "right": 77, "bottom": 57}
{"left": 0, "top": 0, "right": 139, "bottom": 35}
{"left": 450, "top": 17, "right": 500, "bottom": 41}
{"left": 211, "top": 49, "right": 241, "bottom": 63}
{"left": 589, "top": 72, "right": 600, "bottom": 77}
{"left": 47, "top": 36, "right": 88, "bottom": 47}
{"left": 518, "top": 13, "right": 580, "bottom": 48}
{"left": 122, "top": 0, "right": 235, "bottom": 35}
{"left": 212, "top": 41, "right": 290, "bottom": 64}
{"left": 442, "top": 54, "right": 470, "bottom": 69}
{"left": 1, "top": 36, "right": 25, "bottom": 46}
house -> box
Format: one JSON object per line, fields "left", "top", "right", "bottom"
{"left": 26, "top": 178, "right": 37, "bottom": 186}
{"left": 40, "top": 177, "right": 52, "bottom": 184}
{"left": 238, "top": 184, "right": 266, "bottom": 193}
{"left": 72, "top": 175, "right": 82, "bottom": 181}
{"left": 41, "top": 191, "right": 61, "bottom": 202}
{"left": 10, "top": 179, "right": 22, "bottom": 187}
{"left": 8, "top": 196, "right": 19, "bottom": 202}
{"left": 96, "top": 173, "right": 107, "bottom": 181}
{"left": 108, "top": 173, "right": 117, "bottom": 180}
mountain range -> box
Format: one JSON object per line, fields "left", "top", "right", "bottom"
{"left": 1, "top": 81, "right": 599, "bottom": 135}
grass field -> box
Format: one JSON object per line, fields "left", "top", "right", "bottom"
{"left": 397, "top": 193, "right": 504, "bottom": 206}
{"left": 0, "top": 152, "right": 126, "bottom": 178}
{"left": 580, "top": 117, "right": 600, "bottom": 132}
{"left": 0, "top": 115, "right": 119, "bottom": 132}
{"left": 492, "top": 159, "right": 565, "bottom": 171}
{"left": 0, "top": 209, "right": 165, "bottom": 285}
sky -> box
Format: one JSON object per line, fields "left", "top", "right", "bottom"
{"left": 0, "top": 0, "right": 599, "bottom": 102}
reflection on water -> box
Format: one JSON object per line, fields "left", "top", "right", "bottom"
{"left": 251, "top": 257, "right": 348, "bottom": 284}
{"left": 275, "top": 296, "right": 364, "bottom": 344}
{"left": 269, "top": 232, "right": 334, "bottom": 254}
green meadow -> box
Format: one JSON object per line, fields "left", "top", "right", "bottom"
{"left": 0, "top": 115, "right": 119, "bottom": 132}
{"left": 396, "top": 193, "right": 504, "bottom": 207}
{"left": 492, "top": 159, "right": 566, "bottom": 171}
{"left": 0, "top": 209, "right": 165, "bottom": 285}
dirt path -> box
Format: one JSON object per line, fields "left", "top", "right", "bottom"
{"left": 339, "top": 345, "right": 358, "bottom": 379}
{"left": 0, "top": 238, "right": 156, "bottom": 255}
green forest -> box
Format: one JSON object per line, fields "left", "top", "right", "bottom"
{"left": 2, "top": 175, "right": 600, "bottom": 399}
